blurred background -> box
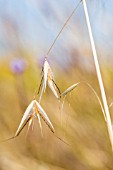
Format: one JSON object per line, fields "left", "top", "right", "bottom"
{"left": 0, "top": 0, "right": 113, "bottom": 169}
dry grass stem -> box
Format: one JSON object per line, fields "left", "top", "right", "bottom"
{"left": 47, "top": 0, "right": 82, "bottom": 55}
{"left": 82, "top": 0, "right": 113, "bottom": 150}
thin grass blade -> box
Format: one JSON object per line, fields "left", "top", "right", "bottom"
{"left": 84, "top": 82, "right": 106, "bottom": 121}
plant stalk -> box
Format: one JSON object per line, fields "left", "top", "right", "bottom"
{"left": 82, "top": 0, "right": 113, "bottom": 151}
{"left": 47, "top": 0, "right": 82, "bottom": 56}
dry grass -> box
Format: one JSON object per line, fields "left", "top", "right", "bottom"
{"left": 0, "top": 59, "right": 113, "bottom": 170}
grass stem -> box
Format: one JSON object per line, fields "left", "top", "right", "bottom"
{"left": 47, "top": 0, "right": 82, "bottom": 56}
{"left": 82, "top": 0, "right": 113, "bottom": 151}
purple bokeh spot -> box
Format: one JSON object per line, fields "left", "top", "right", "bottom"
{"left": 10, "top": 58, "right": 28, "bottom": 74}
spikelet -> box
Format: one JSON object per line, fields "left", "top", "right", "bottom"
{"left": 61, "top": 82, "right": 80, "bottom": 97}
{"left": 15, "top": 100, "right": 55, "bottom": 137}
{"left": 0, "top": 100, "right": 55, "bottom": 143}
{"left": 39, "top": 58, "right": 59, "bottom": 102}
{"left": 15, "top": 100, "right": 34, "bottom": 137}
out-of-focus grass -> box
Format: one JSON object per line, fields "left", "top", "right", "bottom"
{"left": 0, "top": 58, "right": 113, "bottom": 170}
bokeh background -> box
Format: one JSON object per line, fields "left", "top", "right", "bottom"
{"left": 0, "top": 0, "right": 113, "bottom": 169}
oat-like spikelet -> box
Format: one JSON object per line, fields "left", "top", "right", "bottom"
{"left": 39, "top": 58, "right": 59, "bottom": 102}
{"left": 61, "top": 82, "right": 80, "bottom": 97}
{"left": 0, "top": 100, "right": 55, "bottom": 143}
{"left": 15, "top": 100, "right": 55, "bottom": 136}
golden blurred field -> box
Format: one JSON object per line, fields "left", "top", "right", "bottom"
{"left": 0, "top": 0, "right": 113, "bottom": 169}
{"left": 0, "top": 56, "right": 113, "bottom": 170}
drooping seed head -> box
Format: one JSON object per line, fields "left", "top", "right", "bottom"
{"left": 15, "top": 99, "right": 55, "bottom": 137}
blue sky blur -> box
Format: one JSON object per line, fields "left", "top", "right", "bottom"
{"left": 0, "top": 0, "right": 113, "bottom": 67}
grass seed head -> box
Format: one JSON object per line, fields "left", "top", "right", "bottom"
{"left": 61, "top": 82, "right": 80, "bottom": 97}
{"left": 39, "top": 58, "right": 59, "bottom": 102}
